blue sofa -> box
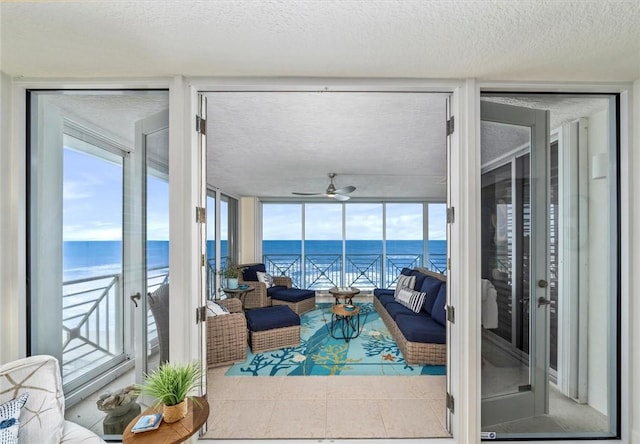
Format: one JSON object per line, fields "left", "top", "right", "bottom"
{"left": 373, "top": 267, "right": 447, "bottom": 365}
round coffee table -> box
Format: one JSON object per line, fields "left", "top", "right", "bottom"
{"left": 123, "top": 397, "right": 209, "bottom": 444}
{"left": 328, "top": 286, "right": 360, "bottom": 305}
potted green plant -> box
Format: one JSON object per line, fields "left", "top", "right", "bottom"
{"left": 222, "top": 264, "right": 242, "bottom": 289}
{"left": 135, "top": 361, "right": 202, "bottom": 423}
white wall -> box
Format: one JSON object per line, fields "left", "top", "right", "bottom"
{"left": 586, "top": 108, "right": 611, "bottom": 415}
{"left": 0, "top": 72, "right": 19, "bottom": 363}
{"left": 0, "top": 72, "right": 8, "bottom": 362}
{"left": 631, "top": 78, "right": 640, "bottom": 444}
{"left": 239, "top": 196, "right": 257, "bottom": 263}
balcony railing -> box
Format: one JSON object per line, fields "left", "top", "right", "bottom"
{"left": 264, "top": 253, "right": 447, "bottom": 289}
{"left": 61, "top": 266, "right": 168, "bottom": 384}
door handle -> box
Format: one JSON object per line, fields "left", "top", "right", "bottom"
{"left": 537, "top": 279, "right": 548, "bottom": 288}
{"left": 537, "top": 296, "right": 551, "bottom": 308}
{"left": 130, "top": 292, "right": 141, "bottom": 308}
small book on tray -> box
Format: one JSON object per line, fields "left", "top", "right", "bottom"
{"left": 131, "top": 413, "right": 163, "bottom": 433}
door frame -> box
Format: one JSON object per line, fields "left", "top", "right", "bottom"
{"left": 190, "top": 78, "right": 467, "bottom": 439}
{"left": 479, "top": 100, "right": 551, "bottom": 426}
{"left": 5, "top": 77, "right": 632, "bottom": 444}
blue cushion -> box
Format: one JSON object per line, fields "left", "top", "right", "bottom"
{"left": 271, "top": 288, "right": 315, "bottom": 303}
{"left": 400, "top": 267, "right": 412, "bottom": 276}
{"left": 245, "top": 305, "right": 300, "bottom": 332}
{"left": 267, "top": 285, "right": 288, "bottom": 296}
{"left": 410, "top": 270, "right": 427, "bottom": 291}
{"left": 373, "top": 288, "right": 394, "bottom": 298}
{"left": 420, "top": 277, "right": 444, "bottom": 314}
{"left": 385, "top": 301, "right": 417, "bottom": 320}
{"left": 377, "top": 293, "right": 396, "bottom": 307}
{"left": 242, "top": 263, "right": 266, "bottom": 281}
{"left": 395, "top": 314, "right": 446, "bottom": 344}
{"left": 431, "top": 284, "right": 447, "bottom": 326}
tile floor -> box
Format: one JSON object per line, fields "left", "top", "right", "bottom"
{"left": 64, "top": 293, "right": 608, "bottom": 440}
{"left": 204, "top": 365, "right": 450, "bottom": 440}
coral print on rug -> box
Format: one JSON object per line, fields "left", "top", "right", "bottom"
{"left": 226, "top": 303, "right": 446, "bottom": 376}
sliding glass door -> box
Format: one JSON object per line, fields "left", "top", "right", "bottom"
{"left": 29, "top": 90, "right": 169, "bottom": 437}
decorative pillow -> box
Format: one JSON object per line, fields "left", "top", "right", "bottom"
{"left": 394, "top": 274, "right": 416, "bottom": 298}
{"left": 394, "top": 286, "right": 426, "bottom": 313}
{"left": 0, "top": 392, "right": 29, "bottom": 444}
{"left": 431, "top": 284, "right": 448, "bottom": 326}
{"left": 242, "top": 263, "right": 266, "bottom": 281}
{"left": 256, "top": 271, "right": 274, "bottom": 288}
{"left": 420, "top": 277, "right": 444, "bottom": 314}
{"left": 206, "top": 301, "right": 229, "bottom": 316}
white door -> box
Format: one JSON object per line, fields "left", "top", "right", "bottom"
{"left": 480, "top": 100, "right": 550, "bottom": 429}
{"left": 129, "top": 109, "right": 170, "bottom": 383}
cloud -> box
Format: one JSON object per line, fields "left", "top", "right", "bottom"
{"left": 63, "top": 179, "right": 94, "bottom": 200}
{"left": 63, "top": 223, "right": 122, "bottom": 241}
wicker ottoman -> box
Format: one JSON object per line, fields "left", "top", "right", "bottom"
{"left": 245, "top": 305, "right": 301, "bottom": 353}
{"left": 271, "top": 288, "right": 316, "bottom": 315}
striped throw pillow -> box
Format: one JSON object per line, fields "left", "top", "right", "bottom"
{"left": 395, "top": 286, "right": 427, "bottom": 313}
{"left": 394, "top": 274, "right": 416, "bottom": 298}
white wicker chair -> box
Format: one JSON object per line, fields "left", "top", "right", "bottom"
{"left": 0, "top": 355, "right": 105, "bottom": 444}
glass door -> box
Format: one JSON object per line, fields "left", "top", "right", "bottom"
{"left": 480, "top": 100, "right": 550, "bottom": 429}
{"left": 28, "top": 90, "right": 169, "bottom": 438}
{"left": 131, "top": 109, "right": 169, "bottom": 382}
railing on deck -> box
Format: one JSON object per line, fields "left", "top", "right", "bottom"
{"left": 61, "top": 266, "right": 169, "bottom": 383}
{"left": 206, "top": 256, "right": 229, "bottom": 300}
{"left": 264, "top": 253, "right": 447, "bottom": 289}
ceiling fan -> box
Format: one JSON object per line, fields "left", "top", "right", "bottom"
{"left": 292, "top": 173, "right": 356, "bottom": 201}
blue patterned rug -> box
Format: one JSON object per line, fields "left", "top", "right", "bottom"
{"left": 226, "top": 303, "right": 446, "bottom": 376}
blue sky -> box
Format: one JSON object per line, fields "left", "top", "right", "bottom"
{"left": 63, "top": 148, "right": 169, "bottom": 241}
{"left": 64, "top": 148, "right": 446, "bottom": 242}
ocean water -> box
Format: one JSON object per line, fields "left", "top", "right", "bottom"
{"left": 64, "top": 239, "right": 447, "bottom": 281}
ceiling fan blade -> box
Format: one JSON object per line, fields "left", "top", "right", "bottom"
{"left": 334, "top": 185, "right": 356, "bottom": 194}
{"left": 333, "top": 194, "right": 351, "bottom": 201}
{"left": 292, "top": 191, "right": 324, "bottom": 196}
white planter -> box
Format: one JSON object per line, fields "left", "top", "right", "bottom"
{"left": 227, "top": 278, "right": 239, "bottom": 289}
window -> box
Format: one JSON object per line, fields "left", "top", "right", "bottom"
{"left": 262, "top": 201, "right": 446, "bottom": 290}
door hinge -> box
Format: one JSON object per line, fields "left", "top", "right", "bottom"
{"left": 446, "top": 305, "right": 455, "bottom": 323}
{"left": 447, "top": 257, "right": 451, "bottom": 270}
{"left": 446, "top": 116, "right": 455, "bottom": 136}
{"left": 196, "top": 206, "right": 206, "bottom": 223}
{"left": 196, "top": 306, "right": 207, "bottom": 324}
{"left": 196, "top": 115, "right": 206, "bottom": 134}
{"left": 446, "top": 392, "right": 455, "bottom": 413}
{"left": 446, "top": 207, "right": 455, "bottom": 223}
{"left": 201, "top": 254, "right": 206, "bottom": 267}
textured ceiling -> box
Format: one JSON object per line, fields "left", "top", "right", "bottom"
{"left": 206, "top": 92, "right": 448, "bottom": 199}
{"left": 38, "top": 91, "right": 610, "bottom": 200}
{"left": 480, "top": 95, "right": 610, "bottom": 166}
{"left": 1, "top": 0, "right": 639, "bottom": 81}
{"left": 42, "top": 92, "right": 169, "bottom": 147}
